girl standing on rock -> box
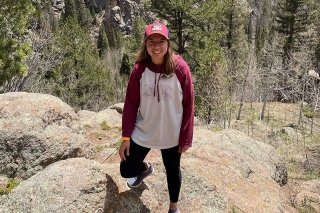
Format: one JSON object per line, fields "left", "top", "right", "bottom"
{"left": 119, "top": 21, "right": 194, "bottom": 213}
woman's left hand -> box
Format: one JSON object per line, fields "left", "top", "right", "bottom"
{"left": 179, "top": 146, "right": 189, "bottom": 153}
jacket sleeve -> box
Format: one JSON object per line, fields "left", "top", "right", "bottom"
{"left": 122, "top": 63, "right": 142, "bottom": 138}
{"left": 177, "top": 58, "right": 194, "bottom": 148}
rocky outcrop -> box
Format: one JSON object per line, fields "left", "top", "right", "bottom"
{"left": 0, "top": 158, "right": 107, "bottom": 213}
{"left": 0, "top": 92, "right": 94, "bottom": 179}
{"left": 0, "top": 128, "right": 296, "bottom": 213}
{"left": 78, "top": 108, "right": 121, "bottom": 129}
{"left": 77, "top": 108, "right": 121, "bottom": 149}
{"left": 0, "top": 92, "right": 312, "bottom": 212}
{"left": 105, "top": 0, "right": 147, "bottom": 34}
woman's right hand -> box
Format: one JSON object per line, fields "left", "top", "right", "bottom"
{"left": 119, "top": 140, "right": 130, "bottom": 161}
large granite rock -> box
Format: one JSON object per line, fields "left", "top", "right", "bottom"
{"left": 0, "top": 158, "right": 107, "bottom": 213}
{"left": 0, "top": 92, "right": 94, "bottom": 179}
{"left": 0, "top": 92, "right": 302, "bottom": 212}
{"left": 0, "top": 128, "right": 297, "bottom": 213}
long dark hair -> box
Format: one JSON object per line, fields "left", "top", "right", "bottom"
{"left": 136, "top": 40, "right": 175, "bottom": 76}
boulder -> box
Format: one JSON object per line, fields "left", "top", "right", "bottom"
{"left": 182, "top": 128, "right": 293, "bottom": 212}
{"left": 79, "top": 108, "right": 121, "bottom": 129}
{"left": 0, "top": 92, "right": 94, "bottom": 179}
{"left": 77, "top": 109, "right": 96, "bottom": 126}
{"left": 78, "top": 108, "right": 121, "bottom": 150}
{"left": 0, "top": 92, "right": 79, "bottom": 132}
{"left": 0, "top": 93, "right": 299, "bottom": 212}
{"left": 0, "top": 128, "right": 297, "bottom": 212}
{"left": 88, "top": 128, "right": 295, "bottom": 212}
{"left": 0, "top": 158, "right": 107, "bottom": 213}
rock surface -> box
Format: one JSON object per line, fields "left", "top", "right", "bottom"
{"left": 0, "top": 158, "right": 107, "bottom": 213}
{"left": 295, "top": 180, "right": 320, "bottom": 212}
{"left": 1, "top": 128, "right": 296, "bottom": 213}
{"left": 77, "top": 108, "right": 121, "bottom": 149}
{"left": 105, "top": 0, "right": 148, "bottom": 34}
{"left": 0, "top": 92, "right": 94, "bottom": 179}
{"left": 0, "top": 92, "right": 316, "bottom": 213}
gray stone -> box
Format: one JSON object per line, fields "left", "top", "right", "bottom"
{"left": 0, "top": 158, "right": 107, "bottom": 213}
{"left": 0, "top": 92, "right": 94, "bottom": 179}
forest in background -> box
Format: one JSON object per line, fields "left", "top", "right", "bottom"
{"left": 1, "top": 0, "right": 320, "bottom": 128}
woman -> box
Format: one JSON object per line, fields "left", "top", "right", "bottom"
{"left": 119, "top": 21, "right": 194, "bottom": 213}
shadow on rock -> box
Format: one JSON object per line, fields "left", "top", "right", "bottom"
{"left": 104, "top": 174, "right": 151, "bottom": 213}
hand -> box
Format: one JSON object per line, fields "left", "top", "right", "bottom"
{"left": 119, "top": 141, "right": 130, "bottom": 161}
{"left": 179, "top": 146, "right": 189, "bottom": 153}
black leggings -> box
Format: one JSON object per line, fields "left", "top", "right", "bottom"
{"left": 120, "top": 139, "right": 182, "bottom": 203}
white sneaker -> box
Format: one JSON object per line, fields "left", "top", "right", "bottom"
{"left": 127, "top": 163, "right": 154, "bottom": 188}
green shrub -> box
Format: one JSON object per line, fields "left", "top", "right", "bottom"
{"left": 0, "top": 178, "right": 20, "bottom": 195}
{"left": 100, "top": 121, "right": 110, "bottom": 131}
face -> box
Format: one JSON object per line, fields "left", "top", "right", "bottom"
{"left": 146, "top": 34, "right": 168, "bottom": 65}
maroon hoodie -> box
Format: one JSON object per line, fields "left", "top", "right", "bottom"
{"left": 122, "top": 54, "right": 194, "bottom": 149}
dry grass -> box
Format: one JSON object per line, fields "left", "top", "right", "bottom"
{"left": 228, "top": 102, "right": 320, "bottom": 181}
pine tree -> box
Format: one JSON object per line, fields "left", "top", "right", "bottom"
{"left": 132, "top": 17, "right": 146, "bottom": 51}
{"left": 46, "top": 18, "right": 103, "bottom": 109}
{"left": 120, "top": 53, "right": 131, "bottom": 77}
{"left": 97, "top": 24, "right": 109, "bottom": 57}
{"left": 62, "top": 0, "right": 77, "bottom": 20}
{"left": 149, "top": 0, "right": 203, "bottom": 54}
{"left": 276, "top": 0, "right": 309, "bottom": 67}
{"left": 74, "top": 0, "right": 91, "bottom": 28}
{"left": 310, "top": 0, "right": 320, "bottom": 71}
{"left": 275, "top": 0, "right": 310, "bottom": 101}
{"left": 0, "top": 0, "right": 35, "bottom": 88}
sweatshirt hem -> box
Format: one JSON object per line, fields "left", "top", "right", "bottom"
{"left": 132, "top": 137, "right": 179, "bottom": 149}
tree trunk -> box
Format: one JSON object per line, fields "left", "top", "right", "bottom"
{"left": 236, "top": 99, "right": 243, "bottom": 120}
{"left": 260, "top": 97, "right": 267, "bottom": 120}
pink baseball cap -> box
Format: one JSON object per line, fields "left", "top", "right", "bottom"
{"left": 144, "top": 21, "right": 169, "bottom": 40}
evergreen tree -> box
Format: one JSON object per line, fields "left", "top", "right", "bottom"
{"left": 45, "top": 18, "right": 110, "bottom": 109}
{"left": 120, "top": 53, "right": 131, "bottom": 77}
{"left": 132, "top": 17, "right": 146, "bottom": 51}
{"left": 74, "top": 0, "right": 92, "bottom": 28}
{"left": 149, "top": 0, "right": 203, "bottom": 54}
{"left": 97, "top": 24, "right": 109, "bottom": 57}
{"left": 107, "top": 29, "right": 123, "bottom": 49}
{"left": 255, "top": 0, "right": 276, "bottom": 60}
{"left": 309, "top": 0, "right": 320, "bottom": 71}
{"left": 87, "top": 0, "right": 99, "bottom": 15}
{"left": 62, "top": 0, "right": 77, "bottom": 21}
{"left": 275, "top": 0, "right": 310, "bottom": 101}
{"left": 0, "top": 0, "right": 35, "bottom": 88}
{"left": 276, "top": 0, "right": 309, "bottom": 67}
